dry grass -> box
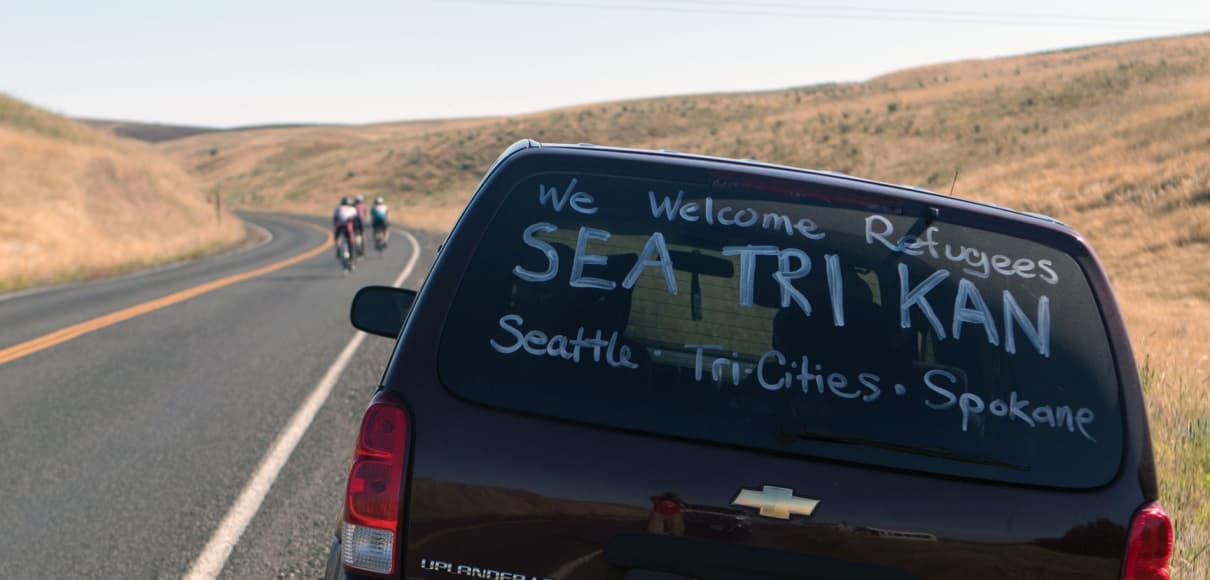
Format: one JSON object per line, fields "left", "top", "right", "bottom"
{"left": 158, "top": 117, "right": 489, "bottom": 232}
{"left": 0, "top": 95, "right": 245, "bottom": 290}
{"left": 1133, "top": 297, "right": 1210, "bottom": 573}
{"left": 164, "top": 34, "right": 1210, "bottom": 576}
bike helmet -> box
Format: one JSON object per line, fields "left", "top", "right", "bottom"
{"left": 375, "top": 197, "right": 384, "bottom": 204}
{"left": 341, "top": 196, "right": 352, "bottom": 205}
{"left": 355, "top": 194, "right": 365, "bottom": 203}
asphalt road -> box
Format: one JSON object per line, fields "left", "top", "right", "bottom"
{"left": 0, "top": 212, "right": 443, "bottom": 579}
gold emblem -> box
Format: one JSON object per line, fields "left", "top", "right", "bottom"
{"left": 731, "top": 485, "right": 820, "bottom": 520}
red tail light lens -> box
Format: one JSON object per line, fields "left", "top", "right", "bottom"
{"left": 1123, "top": 502, "right": 1173, "bottom": 580}
{"left": 343, "top": 395, "right": 408, "bottom": 576}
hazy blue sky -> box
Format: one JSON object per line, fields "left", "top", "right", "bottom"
{"left": 2, "top": 0, "right": 1206, "bottom": 127}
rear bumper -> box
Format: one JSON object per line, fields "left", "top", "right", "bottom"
{"left": 323, "top": 537, "right": 346, "bottom": 580}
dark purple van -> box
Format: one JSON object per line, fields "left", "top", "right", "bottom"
{"left": 329, "top": 141, "right": 1172, "bottom": 579}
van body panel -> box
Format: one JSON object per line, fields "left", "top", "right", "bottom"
{"left": 371, "top": 144, "right": 1155, "bottom": 579}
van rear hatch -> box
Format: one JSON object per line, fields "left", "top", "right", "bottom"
{"left": 391, "top": 147, "right": 1146, "bottom": 579}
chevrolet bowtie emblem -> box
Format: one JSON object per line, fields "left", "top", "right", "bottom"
{"left": 731, "top": 485, "right": 820, "bottom": 520}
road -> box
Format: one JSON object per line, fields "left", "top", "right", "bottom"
{"left": 0, "top": 212, "right": 443, "bottom": 578}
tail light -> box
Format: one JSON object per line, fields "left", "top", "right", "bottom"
{"left": 343, "top": 394, "right": 409, "bottom": 576}
{"left": 1122, "top": 502, "right": 1173, "bottom": 580}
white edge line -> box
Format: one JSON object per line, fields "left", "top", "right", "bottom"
{"left": 184, "top": 228, "right": 422, "bottom": 580}
{"left": 547, "top": 548, "right": 605, "bottom": 579}
{"left": 391, "top": 228, "right": 422, "bottom": 288}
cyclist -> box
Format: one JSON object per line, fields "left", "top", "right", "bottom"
{"left": 332, "top": 196, "right": 359, "bottom": 260}
{"left": 370, "top": 196, "right": 390, "bottom": 250}
{"left": 352, "top": 194, "right": 368, "bottom": 256}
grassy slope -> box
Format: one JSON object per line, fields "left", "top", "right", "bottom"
{"left": 82, "top": 119, "right": 220, "bottom": 143}
{"left": 0, "top": 96, "right": 246, "bottom": 290}
{"left": 164, "top": 34, "right": 1210, "bottom": 575}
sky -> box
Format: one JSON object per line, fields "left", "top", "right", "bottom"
{"left": 1, "top": 0, "right": 1207, "bottom": 128}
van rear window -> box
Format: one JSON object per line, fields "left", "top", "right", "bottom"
{"left": 438, "top": 169, "right": 1123, "bottom": 488}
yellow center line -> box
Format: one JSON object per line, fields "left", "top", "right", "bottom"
{"left": 0, "top": 218, "right": 332, "bottom": 367}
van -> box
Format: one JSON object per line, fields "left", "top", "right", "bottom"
{"left": 329, "top": 141, "right": 1171, "bottom": 579}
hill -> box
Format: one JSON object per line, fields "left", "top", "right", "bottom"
{"left": 162, "top": 34, "right": 1209, "bottom": 575}
{"left": 0, "top": 95, "right": 246, "bottom": 290}
{"left": 83, "top": 119, "right": 358, "bottom": 144}
{"left": 83, "top": 119, "right": 221, "bottom": 143}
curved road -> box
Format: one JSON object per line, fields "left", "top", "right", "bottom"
{"left": 0, "top": 212, "right": 443, "bottom": 578}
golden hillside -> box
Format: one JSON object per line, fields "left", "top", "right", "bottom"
{"left": 0, "top": 95, "right": 245, "bottom": 290}
{"left": 164, "top": 34, "right": 1209, "bottom": 575}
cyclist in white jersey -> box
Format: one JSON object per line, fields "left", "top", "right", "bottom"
{"left": 332, "top": 197, "right": 359, "bottom": 258}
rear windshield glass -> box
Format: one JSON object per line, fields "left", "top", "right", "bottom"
{"left": 438, "top": 169, "right": 1123, "bottom": 487}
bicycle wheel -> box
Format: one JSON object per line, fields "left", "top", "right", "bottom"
{"left": 338, "top": 235, "right": 353, "bottom": 272}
